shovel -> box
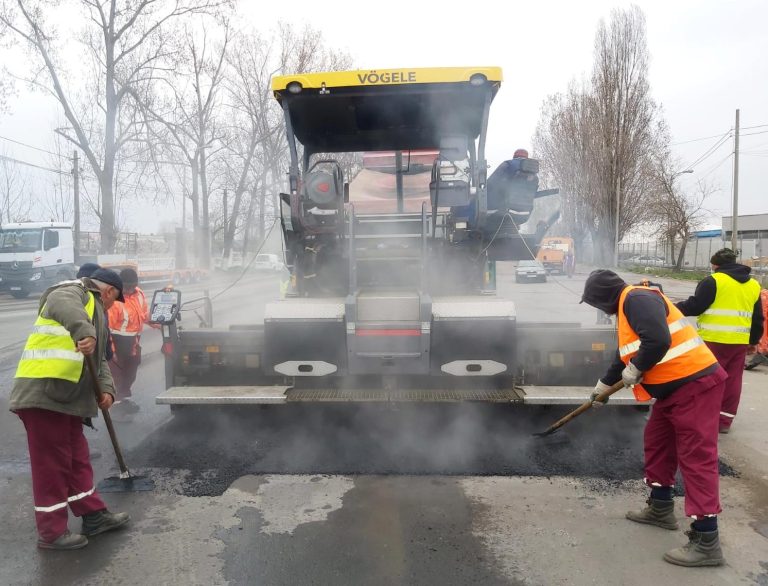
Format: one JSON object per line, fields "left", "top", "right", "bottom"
{"left": 85, "top": 354, "right": 154, "bottom": 492}
{"left": 533, "top": 380, "right": 627, "bottom": 439}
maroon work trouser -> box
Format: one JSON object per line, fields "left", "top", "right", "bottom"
{"left": 643, "top": 367, "right": 727, "bottom": 518}
{"left": 705, "top": 341, "right": 748, "bottom": 430}
{"left": 109, "top": 350, "right": 141, "bottom": 400}
{"left": 18, "top": 408, "right": 107, "bottom": 543}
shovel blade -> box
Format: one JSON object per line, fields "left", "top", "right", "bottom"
{"left": 97, "top": 475, "right": 154, "bottom": 493}
{"left": 532, "top": 426, "right": 560, "bottom": 438}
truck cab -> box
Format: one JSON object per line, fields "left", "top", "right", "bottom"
{"left": 0, "top": 222, "right": 76, "bottom": 298}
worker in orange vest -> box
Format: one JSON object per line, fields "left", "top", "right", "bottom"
{"left": 581, "top": 270, "right": 727, "bottom": 568}
{"left": 106, "top": 268, "right": 155, "bottom": 414}
{"left": 746, "top": 289, "right": 768, "bottom": 370}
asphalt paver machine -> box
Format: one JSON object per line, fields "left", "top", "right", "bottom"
{"left": 155, "top": 67, "right": 642, "bottom": 408}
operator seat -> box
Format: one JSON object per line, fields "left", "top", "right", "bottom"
{"left": 430, "top": 137, "right": 471, "bottom": 208}
{"left": 301, "top": 159, "right": 345, "bottom": 232}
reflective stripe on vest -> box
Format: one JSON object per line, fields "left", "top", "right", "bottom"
{"left": 619, "top": 317, "right": 689, "bottom": 357}
{"left": 110, "top": 304, "right": 138, "bottom": 337}
{"left": 109, "top": 288, "right": 146, "bottom": 337}
{"left": 698, "top": 272, "right": 761, "bottom": 344}
{"left": 15, "top": 290, "right": 96, "bottom": 383}
{"left": 617, "top": 286, "right": 718, "bottom": 401}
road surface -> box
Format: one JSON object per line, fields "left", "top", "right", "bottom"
{"left": 1, "top": 266, "right": 767, "bottom": 585}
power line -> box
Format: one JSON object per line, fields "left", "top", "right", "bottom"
{"left": 740, "top": 130, "right": 768, "bottom": 137}
{"left": 0, "top": 153, "right": 69, "bottom": 175}
{"left": 671, "top": 130, "right": 731, "bottom": 146}
{"left": 685, "top": 132, "right": 732, "bottom": 170}
{"left": 697, "top": 153, "right": 733, "bottom": 180}
{"left": 670, "top": 124, "right": 768, "bottom": 146}
{"left": 0, "top": 134, "right": 70, "bottom": 160}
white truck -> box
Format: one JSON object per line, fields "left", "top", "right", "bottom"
{"left": 0, "top": 222, "right": 76, "bottom": 298}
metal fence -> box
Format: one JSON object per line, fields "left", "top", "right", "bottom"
{"left": 619, "top": 233, "right": 768, "bottom": 273}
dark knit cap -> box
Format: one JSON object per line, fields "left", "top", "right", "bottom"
{"left": 119, "top": 267, "right": 139, "bottom": 285}
{"left": 710, "top": 248, "right": 737, "bottom": 266}
{"left": 76, "top": 262, "right": 101, "bottom": 278}
{"left": 580, "top": 269, "right": 628, "bottom": 315}
{"left": 90, "top": 268, "right": 125, "bottom": 302}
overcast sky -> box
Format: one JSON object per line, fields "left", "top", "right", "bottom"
{"left": 1, "top": 0, "right": 766, "bottom": 233}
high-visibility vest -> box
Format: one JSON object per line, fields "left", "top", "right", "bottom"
{"left": 697, "top": 272, "right": 761, "bottom": 345}
{"left": 108, "top": 288, "right": 148, "bottom": 338}
{"left": 15, "top": 289, "right": 96, "bottom": 383}
{"left": 617, "top": 286, "right": 718, "bottom": 401}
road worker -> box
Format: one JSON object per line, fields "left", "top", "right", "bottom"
{"left": 745, "top": 289, "right": 768, "bottom": 370}
{"left": 675, "top": 248, "right": 764, "bottom": 433}
{"left": 9, "top": 268, "right": 130, "bottom": 550}
{"left": 107, "top": 268, "right": 155, "bottom": 414}
{"left": 581, "top": 269, "right": 727, "bottom": 567}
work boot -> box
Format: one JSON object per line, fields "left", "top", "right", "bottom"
{"left": 121, "top": 398, "right": 140, "bottom": 414}
{"left": 719, "top": 425, "right": 731, "bottom": 435}
{"left": 663, "top": 526, "right": 725, "bottom": 567}
{"left": 37, "top": 530, "right": 88, "bottom": 550}
{"left": 626, "top": 498, "right": 679, "bottom": 530}
{"left": 81, "top": 510, "right": 130, "bottom": 536}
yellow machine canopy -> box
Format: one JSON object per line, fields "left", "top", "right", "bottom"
{"left": 272, "top": 67, "right": 502, "bottom": 153}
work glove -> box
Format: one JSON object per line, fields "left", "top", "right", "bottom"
{"left": 590, "top": 380, "right": 612, "bottom": 408}
{"left": 621, "top": 362, "right": 643, "bottom": 387}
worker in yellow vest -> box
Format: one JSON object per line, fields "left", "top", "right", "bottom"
{"left": 676, "top": 248, "right": 764, "bottom": 434}
{"left": 581, "top": 269, "right": 727, "bottom": 567}
{"left": 9, "top": 269, "right": 130, "bottom": 550}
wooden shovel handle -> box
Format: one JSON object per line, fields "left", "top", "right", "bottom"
{"left": 84, "top": 354, "right": 130, "bottom": 476}
{"left": 537, "top": 380, "right": 627, "bottom": 436}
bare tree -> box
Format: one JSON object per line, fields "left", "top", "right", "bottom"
{"left": 534, "top": 6, "right": 666, "bottom": 265}
{"left": 534, "top": 81, "right": 598, "bottom": 257}
{"left": 140, "top": 22, "right": 230, "bottom": 267}
{"left": 648, "top": 155, "right": 713, "bottom": 270}
{"left": 218, "top": 24, "right": 352, "bottom": 260}
{"left": 0, "top": 150, "right": 33, "bottom": 223}
{"left": 589, "top": 6, "right": 664, "bottom": 262}
{"left": 0, "top": 0, "right": 228, "bottom": 252}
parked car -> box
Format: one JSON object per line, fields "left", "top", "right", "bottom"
{"left": 252, "top": 253, "right": 285, "bottom": 272}
{"left": 625, "top": 255, "right": 666, "bottom": 267}
{"left": 515, "top": 260, "right": 548, "bottom": 283}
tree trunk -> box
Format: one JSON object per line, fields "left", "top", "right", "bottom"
{"left": 676, "top": 237, "right": 687, "bottom": 270}
{"left": 223, "top": 187, "right": 245, "bottom": 259}
{"left": 592, "top": 224, "right": 615, "bottom": 266}
{"left": 199, "top": 147, "right": 211, "bottom": 269}
{"left": 668, "top": 233, "right": 676, "bottom": 269}
{"left": 98, "top": 170, "right": 116, "bottom": 254}
{"left": 241, "top": 189, "right": 257, "bottom": 254}
{"left": 99, "top": 35, "right": 118, "bottom": 254}
{"left": 190, "top": 158, "right": 201, "bottom": 265}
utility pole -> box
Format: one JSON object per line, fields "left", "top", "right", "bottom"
{"left": 731, "top": 109, "right": 740, "bottom": 253}
{"left": 613, "top": 174, "right": 621, "bottom": 267}
{"left": 72, "top": 150, "right": 80, "bottom": 263}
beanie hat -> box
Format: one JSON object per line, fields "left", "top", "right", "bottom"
{"left": 76, "top": 262, "right": 101, "bottom": 278}
{"left": 580, "top": 269, "right": 628, "bottom": 315}
{"left": 710, "top": 248, "right": 737, "bottom": 266}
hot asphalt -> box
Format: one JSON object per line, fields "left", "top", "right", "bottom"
{"left": 0, "top": 267, "right": 766, "bottom": 585}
